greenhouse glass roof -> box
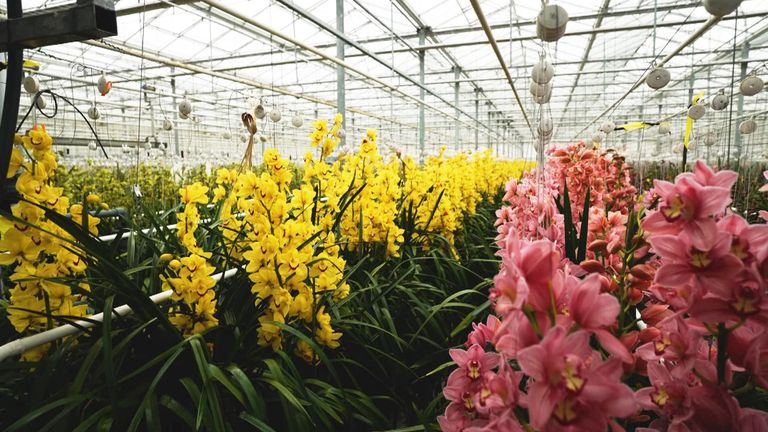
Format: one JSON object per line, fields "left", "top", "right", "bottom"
{"left": 2, "top": 0, "right": 767, "bottom": 166}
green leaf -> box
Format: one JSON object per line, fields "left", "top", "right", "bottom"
{"left": 239, "top": 412, "right": 278, "bottom": 432}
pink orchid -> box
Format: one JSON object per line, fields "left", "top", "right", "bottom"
{"left": 738, "top": 408, "right": 768, "bottom": 431}
{"left": 464, "top": 408, "right": 525, "bottom": 432}
{"left": 743, "top": 330, "right": 768, "bottom": 389}
{"left": 494, "top": 310, "right": 548, "bottom": 358}
{"left": 687, "top": 384, "right": 743, "bottom": 432}
{"left": 565, "top": 273, "right": 632, "bottom": 363}
{"left": 650, "top": 231, "right": 743, "bottom": 300}
{"left": 760, "top": 170, "right": 768, "bottom": 193}
{"left": 686, "top": 160, "right": 738, "bottom": 189}
{"left": 636, "top": 317, "right": 708, "bottom": 375}
{"left": 473, "top": 361, "right": 523, "bottom": 417}
{"left": 687, "top": 268, "right": 767, "bottom": 324}
{"left": 466, "top": 315, "right": 500, "bottom": 348}
{"left": 518, "top": 326, "right": 635, "bottom": 430}
{"left": 642, "top": 175, "right": 731, "bottom": 239}
{"left": 636, "top": 361, "right": 695, "bottom": 428}
{"left": 493, "top": 230, "right": 560, "bottom": 314}
{"left": 517, "top": 327, "right": 592, "bottom": 429}
{"left": 718, "top": 214, "right": 768, "bottom": 262}
{"left": 437, "top": 402, "right": 472, "bottom": 432}
{"left": 448, "top": 344, "right": 499, "bottom": 385}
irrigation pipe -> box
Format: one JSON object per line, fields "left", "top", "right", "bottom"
{"left": 0, "top": 267, "right": 241, "bottom": 362}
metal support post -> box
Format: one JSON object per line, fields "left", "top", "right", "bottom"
{"left": 454, "top": 66, "right": 460, "bottom": 149}
{"left": 170, "top": 72, "right": 180, "bottom": 156}
{"left": 336, "top": 0, "right": 346, "bottom": 148}
{"left": 486, "top": 105, "right": 492, "bottom": 150}
{"left": 474, "top": 89, "right": 480, "bottom": 150}
{"left": 418, "top": 27, "right": 427, "bottom": 162}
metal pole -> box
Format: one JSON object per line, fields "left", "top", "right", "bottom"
{"left": 474, "top": 89, "right": 480, "bottom": 150}
{"left": 454, "top": 66, "right": 460, "bottom": 149}
{"left": 170, "top": 72, "right": 180, "bottom": 156}
{"left": 487, "top": 107, "right": 491, "bottom": 150}
{"left": 336, "top": 0, "right": 346, "bottom": 147}
{"left": 0, "top": 0, "right": 23, "bottom": 185}
{"left": 419, "top": 27, "right": 426, "bottom": 162}
{"left": 735, "top": 43, "right": 749, "bottom": 164}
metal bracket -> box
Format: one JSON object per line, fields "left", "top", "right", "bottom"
{"left": 0, "top": 0, "right": 117, "bottom": 52}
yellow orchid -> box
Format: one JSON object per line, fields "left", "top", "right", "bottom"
{"left": 179, "top": 183, "right": 209, "bottom": 205}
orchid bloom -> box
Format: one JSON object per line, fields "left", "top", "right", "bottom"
{"left": 565, "top": 273, "right": 633, "bottom": 363}
{"left": 636, "top": 361, "right": 695, "bottom": 428}
{"left": 518, "top": 326, "right": 635, "bottom": 430}
{"left": 650, "top": 230, "right": 743, "bottom": 301}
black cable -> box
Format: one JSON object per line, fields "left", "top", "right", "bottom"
{"left": 16, "top": 89, "right": 109, "bottom": 159}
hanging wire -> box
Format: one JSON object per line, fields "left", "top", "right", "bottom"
{"left": 17, "top": 90, "right": 108, "bottom": 158}
{"left": 725, "top": 8, "right": 739, "bottom": 166}
{"left": 134, "top": 0, "right": 148, "bottom": 195}
{"left": 608, "top": 5, "right": 698, "bottom": 118}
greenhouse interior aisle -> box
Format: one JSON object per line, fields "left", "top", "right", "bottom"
{"left": 0, "top": 0, "right": 767, "bottom": 430}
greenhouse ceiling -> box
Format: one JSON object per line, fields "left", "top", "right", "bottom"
{"left": 1, "top": 0, "right": 767, "bottom": 164}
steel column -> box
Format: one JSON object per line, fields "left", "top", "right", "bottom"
{"left": 336, "top": 0, "right": 345, "bottom": 147}
{"left": 474, "top": 89, "right": 480, "bottom": 150}
{"left": 170, "top": 73, "right": 180, "bottom": 156}
{"left": 454, "top": 66, "right": 460, "bottom": 149}
{"left": 418, "top": 27, "right": 426, "bottom": 161}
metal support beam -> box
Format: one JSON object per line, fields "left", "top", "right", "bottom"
{"left": 558, "top": 0, "right": 611, "bottom": 125}
{"left": 454, "top": 66, "right": 460, "bottom": 148}
{"left": 196, "top": 0, "right": 499, "bottom": 140}
{"left": 116, "top": 0, "right": 198, "bottom": 17}
{"left": 271, "top": 0, "right": 498, "bottom": 140}
{"left": 336, "top": 0, "right": 345, "bottom": 147}
{"left": 468, "top": 0, "right": 532, "bottom": 133}
{"left": 474, "top": 89, "right": 480, "bottom": 150}
{"left": 418, "top": 27, "right": 426, "bottom": 162}
{"left": 170, "top": 72, "right": 180, "bottom": 156}
{"left": 83, "top": 39, "right": 412, "bottom": 129}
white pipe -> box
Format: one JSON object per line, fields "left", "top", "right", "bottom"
{"left": 98, "top": 211, "right": 246, "bottom": 242}
{"left": 0, "top": 266, "right": 241, "bottom": 362}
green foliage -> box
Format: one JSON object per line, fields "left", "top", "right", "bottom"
{"left": 0, "top": 169, "right": 506, "bottom": 430}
